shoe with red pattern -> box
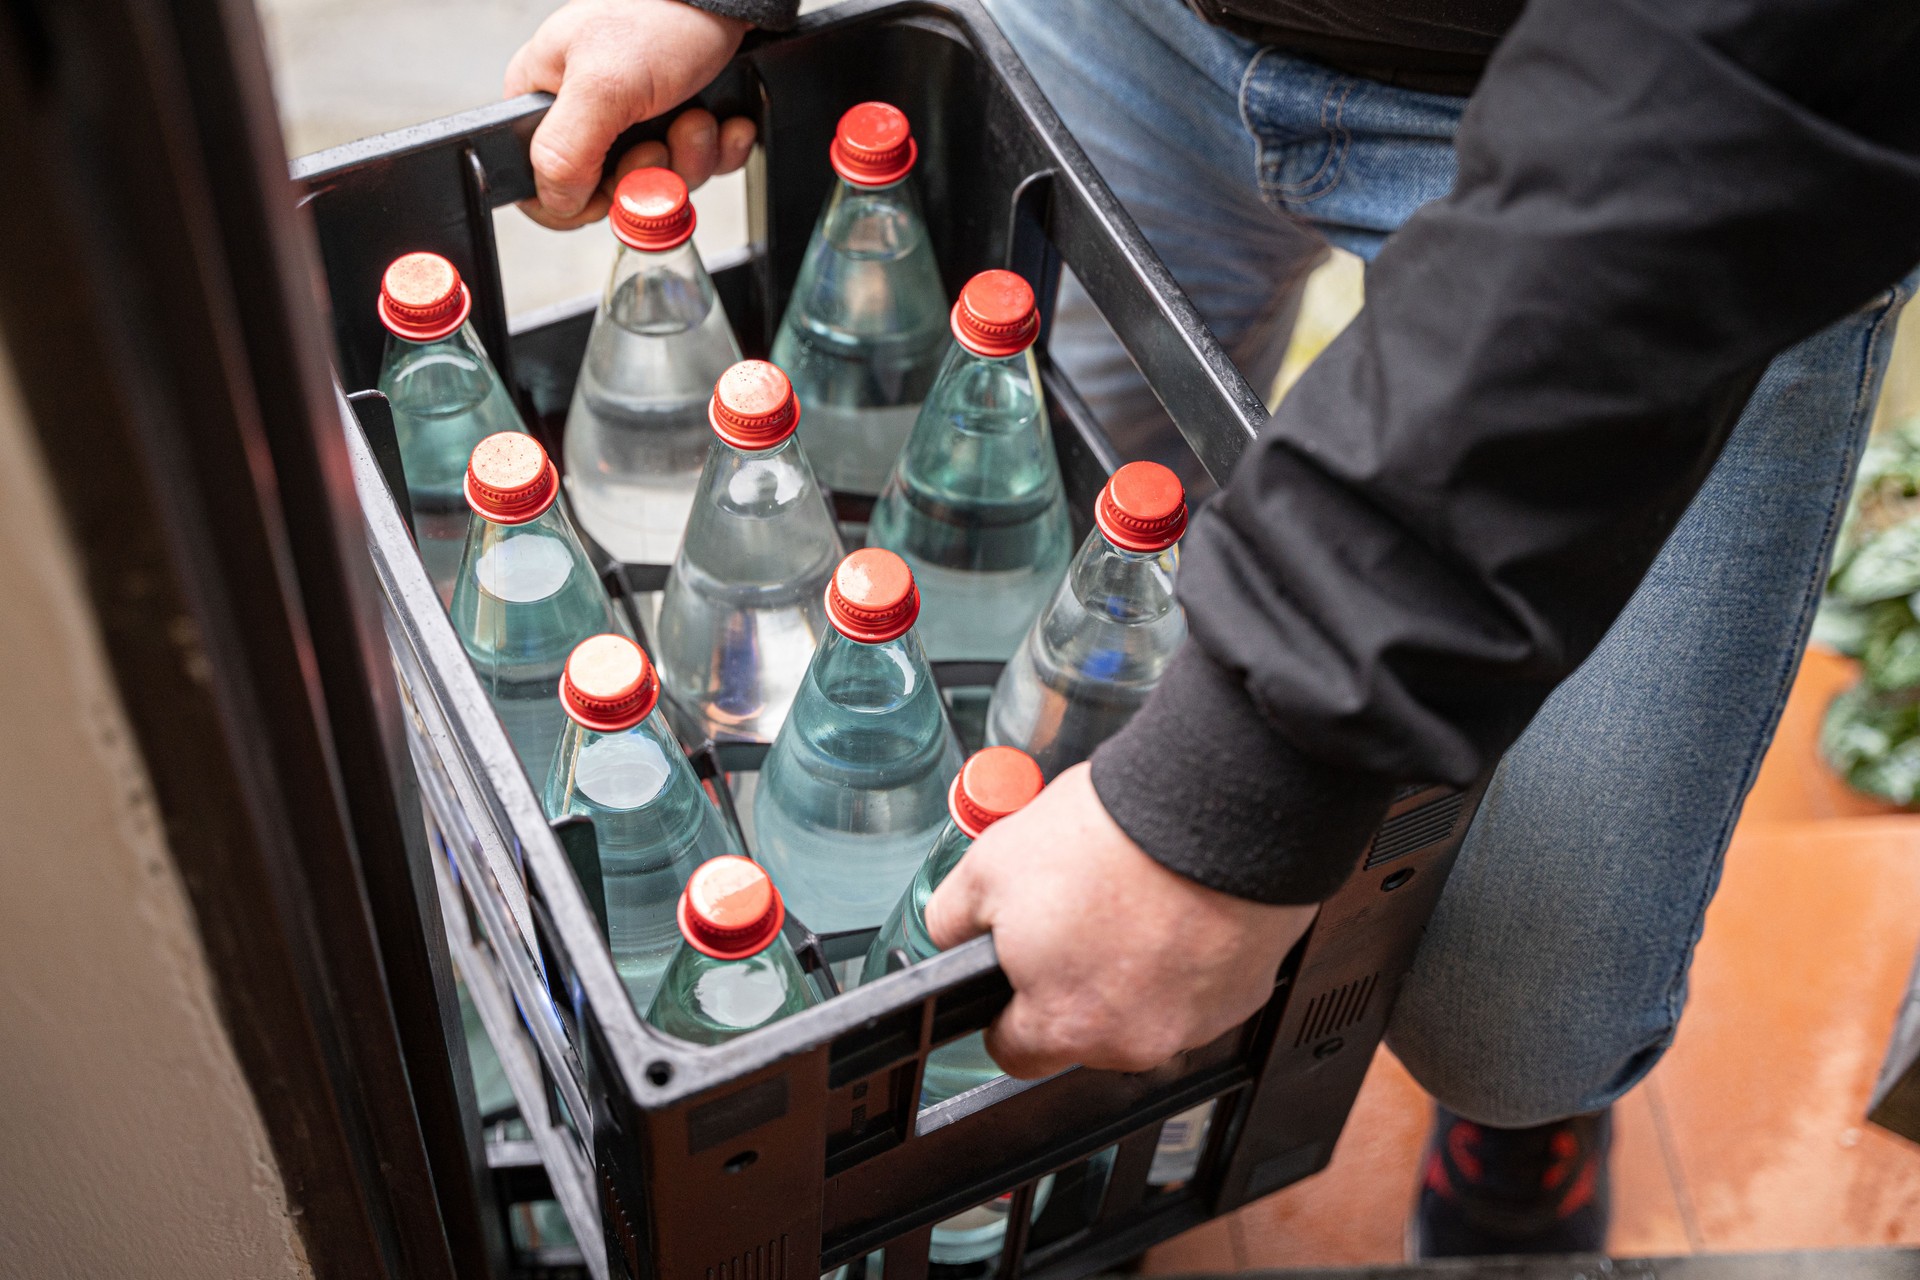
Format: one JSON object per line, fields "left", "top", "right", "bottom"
{"left": 1408, "top": 1104, "right": 1611, "bottom": 1258}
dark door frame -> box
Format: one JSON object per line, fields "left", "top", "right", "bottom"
{"left": 0, "top": 2, "right": 495, "bottom": 1276}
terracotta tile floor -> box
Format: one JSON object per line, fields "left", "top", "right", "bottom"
{"left": 1143, "top": 646, "right": 1920, "bottom": 1270}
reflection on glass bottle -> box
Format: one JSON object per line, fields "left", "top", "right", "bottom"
{"left": 985, "top": 462, "right": 1188, "bottom": 779}
{"left": 448, "top": 433, "right": 627, "bottom": 778}
{"left": 544, "top": 634, "right": 737, "bottom": 1010}
{"left": 645, "top": 856, "right": 817, "bottom": 1045}
{"left": 868, "top": 270, "right": 1073, "bottom": 662}
{"left": 564, "top": 168, "right": 743, "bottom": 565}
{"left": 654, "top": 361, "right": 844, "bottom": 743}
{"left": 772, "top": 102, "right": 949, "bottom": 496}
{"left": 376, "top": 251, "right": 528, "bottom": 601}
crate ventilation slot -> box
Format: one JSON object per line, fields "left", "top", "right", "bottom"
{"left": 1294, "top": 972, "right": 1377, "bottom": 1048}
{"left": 1365, "top": 791, "right": 1465, "bottom": 869}
{"left": 709, "top": 1234, "right": 788, "bottom": 1280}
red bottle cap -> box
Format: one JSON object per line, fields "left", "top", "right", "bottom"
{"left": 1095, "top": 461, "right": 1187, "bottom": 553}
{"left": 678, "top": 856, "right": 785, "bottom": 960}
{"left": 951, "top": 270, "right": 1039, "bottom": 358}
{"left": 610, "top": 167, "right": 697, "bottom": 252}
{"left": 465, "top": 432, "right": 559, "bottom": 525}
{"left": 830, "top": 102, "right": 918, "bottom": 188}
{"left": 378, "top": 251, "right": 473, "bottom": 342}
{"left": 948, "top": 746, "right": 1044, "bottom": 839}
{"left": 826, "top": 548, "right": 920, "bottom": 644}
{"left": 709, "top": 360, "right": 801, "bottom": 451}
{"left": 559, "top": 634, "right": 660, "bottom": 731}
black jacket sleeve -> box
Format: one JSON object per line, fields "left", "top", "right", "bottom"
{"left": 1092, "top": 0, "right": 1920, "bottom": 903}
{"left": 678, "top": 0, "right": 799, "bottom": 29}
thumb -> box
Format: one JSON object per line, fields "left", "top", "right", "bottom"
{"left": 527, "top": 59, "right": 641, "bottom": 218}
{"left": 923, "top": 849, "right": 992, "bottom": 952}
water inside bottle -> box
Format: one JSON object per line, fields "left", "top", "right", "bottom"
{"left": 773, "top": 178, "right": 949, "bottom": 495}
{"left": 985, "top": 536, "right": 1184, "bottom": 779}
{"left": 654, "top": 436, "right": 843, "bottom": 744}
{"left": 868, "top": 344, "right": 1073, "bottom": 662}
{"left": 379, "top": 324, "right": 527, "bottom": 601}
{"left": 452, "top": 510, "right": 625, "bottom": 779}
{"left": 565, "top": 241, "right": 742, "bottom": 565}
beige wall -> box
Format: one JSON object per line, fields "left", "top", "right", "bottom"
{"left": 0, "top": 339, "right": 309, "bottom": 1277}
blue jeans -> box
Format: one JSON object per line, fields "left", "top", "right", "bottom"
{"left": 990, "top": 0, "right": 1914, "bottom": 1126}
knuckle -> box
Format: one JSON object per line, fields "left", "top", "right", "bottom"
{"left": 530, "top": 134, "right": 584, "bottom": 177}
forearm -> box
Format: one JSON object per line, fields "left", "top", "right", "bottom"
{"left": 1096, "top": 0, "right": 1920, "bottom": 903}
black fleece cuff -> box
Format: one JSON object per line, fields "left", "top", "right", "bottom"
{"left": 1090, "top": 647, "right": 1396, "bottom": 905}
{"left": 678, "top": 0, "right": 799, "bottom": 29}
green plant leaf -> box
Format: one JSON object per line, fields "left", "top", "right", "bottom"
{"left": 1811, "top": 598, "right": 1872, "bottom": 656}
{"left": 1833, "top": 519, "right": 1920, "bottom": 603}
{"left": 1821, "top": 683, "right": 1920, "bottom": 806}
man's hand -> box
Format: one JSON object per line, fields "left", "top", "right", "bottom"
{"left": 504, "top": 0, "right": 758, "bottom": 229}
{"left": 923, "top": 763, "right": 1317, "bottom": 1079}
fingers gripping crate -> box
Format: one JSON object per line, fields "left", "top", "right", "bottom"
{"left": 297, "top": 4, "right": 1489, "bottom": 1279}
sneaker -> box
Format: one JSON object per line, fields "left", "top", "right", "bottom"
{"left": 1408, "top": 1104, "right": 1612, "bottom": 1259}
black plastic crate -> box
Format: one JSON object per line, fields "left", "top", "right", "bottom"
{"left": 295, "top": 4, "right": 1487, "bottom": 1279}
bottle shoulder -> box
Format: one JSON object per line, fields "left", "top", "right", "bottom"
{"left": 450, "top": 510, "right": 622, "bottom": 634}
{"left": 647, "top": 940, "right": 816, "bottom": 1043}
{"left": 816, "top": 180, "right": 936, "bottom": 261}
{"left": 600, "top": 245, "right": 729, "bottom": 330}
{"left": 379, "top": 327, "right": 517, "bottom": 420}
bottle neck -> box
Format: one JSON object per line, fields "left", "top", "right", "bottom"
{"left": 927, "top": 341, "right": 1044, "bottom": 427}
{"left": 811, "top": 626, "right": 934, "bottom": 713}
{"left": 553, "top": 706, "right": 680, "bottom": 806}
{"left": 379, "top": 321, "right": 504, "bottom": 413}
{"left": 461, "top": 500, "right": 596, "bottom": 603}
{"left": 651, "top": 928, "right": 814, "bottom": 1044}
{"left": 821, "top": 175, "right": 929, "bottom": 259}
{"left": 918, "top": 818, "right": 973, "bottom": 893}
{"left": 607, "top": 240, "right": 718, "bottom": 334}
{"left": 1065, "top": 532, "right": 1180, "bottom": 625}
{"left": 700, "top": 433, "right": 820, "bottom": 513}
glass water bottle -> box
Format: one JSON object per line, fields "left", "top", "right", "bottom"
{"left": 985, "top": 462, "right": 1188, "bottom": 779}
{"left": 771, "top": 102, "right": 949, "bottom": 497}
{"left": 868, "top": 270, "right": 1073, "bottom": 662}
{"left": 563, "top": 167, "right": 743, "bottom": 565}
{"left": 448, "top": 432, "right": 627, "bottom": 777}
{"left": 376, "top": 251, "right": 528, "bottom": 600}
{"left": 544, "top": 633, "right": 736, "bottom": 1009}
{"left": 654, "top": 361, "right": 844, "bottom": 743}
{"left": 752, "top": 549, "right": 963, "bottom": 941}
{"left": 645, "top": 856, "right": 817, "bottom": 1044}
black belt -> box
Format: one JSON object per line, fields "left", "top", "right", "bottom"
{"left": 1184, "top": 0, "right": 1491, "bottom": 97}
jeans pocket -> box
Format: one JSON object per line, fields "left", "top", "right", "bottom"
{"left": 1242, "top": 50, "right": 1355, "bottom": 210}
